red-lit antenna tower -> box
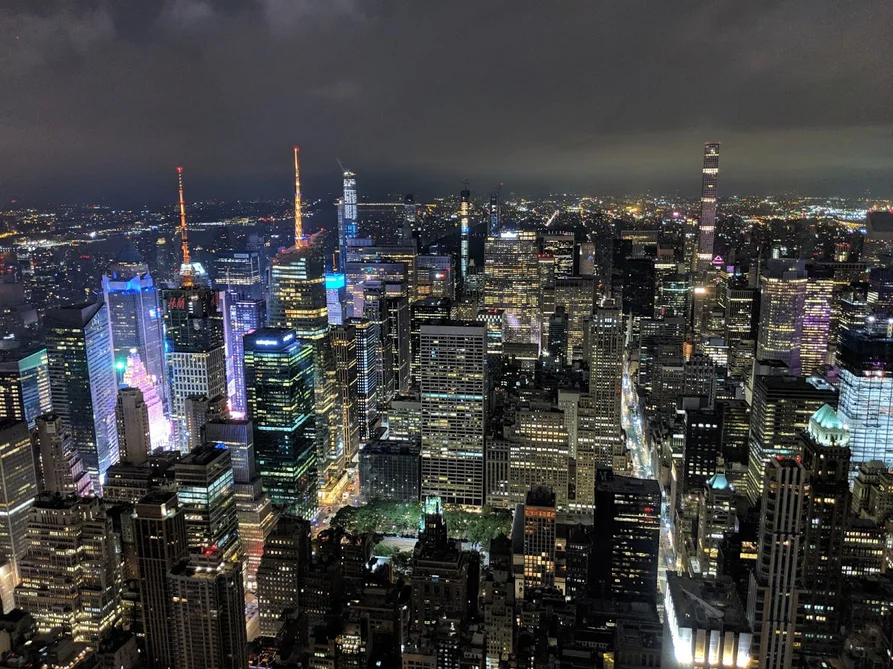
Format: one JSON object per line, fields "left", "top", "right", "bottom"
{"left": 177, "top": 166, "right": 193, "bottom": 287}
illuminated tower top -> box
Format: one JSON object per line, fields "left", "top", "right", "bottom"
{"left": 177, "top": 166, "right": 193, "bottom": 288}
{"left": 694, "top": 142, "right": 720, "bottom": 276}
{"left": 294, "top": 147, "right": 305, "bottom": 248}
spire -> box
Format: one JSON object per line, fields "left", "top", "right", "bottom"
{"left": 294, "top": 146, "right": 304, "bottom": 248}
{"left": 177, "top": 166, "right": 193, "bottom": 287}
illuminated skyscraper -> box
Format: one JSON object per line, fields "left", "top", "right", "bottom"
{"left": 837, "top": 326, "right": 893, "bottom": 473}
{"left": 756, "top": 259, "right": 808, "bottom": 375}
{"left": 801, "top": 265, "right": 834, "bottom": 375}
{"left": 751, "top": 458, "right": 808, "bottom": 669}
{"left": 121, "top": 351, "right": 170, "bottom": 451}
{"left": 271, "top": 153, "right": 344, "bottom": 496}
{"left": 224, "top": 296, "right": 265, "bottom": 416}
{"left": 798, "top": 405, "right": 850, "bottom": 656}
{"left": 385, "top": 283, "right": 411, "bottom": 395}
{"left": 15, "top": 494, "right": 123, "bottom": 643}
{"left": 337, "top": 169, "right": 359, "bottom": 266}
{"left": 347, "top": 318, "right": 381, "bottom": 442}
{"left": 488, "top": 191, "right": 501, "bottom": 237}
{"left": 410, "top": 297, "right": 453, "bottom": 386}
{"left": 420, "top": 322, "right": 486, "bottom": 507}
{"left": 134, "top": 491, "right": 188, "bottom": 669}
{"left": 459, "top": 188, "right": 471, "bottom": 287}
{"left": 694, "top": 142, "right": 720, "bottom": 277}
{"left": 163, "top": 167, "right": 227, "bottom": 452}
{"left": 746, "top": 374, "right": 836, "bottom": 503}
{"left": 484, "top": 230, "right": 540, "bottom": 346}
{"left": 45, "top": 301, "right": 119, "bottom": 491}
{"left": 102, "top": 245, "right": 169, "bottom": 416}
{"left": 514, "top": 486, "right": 557, "bottom": 595}
{"left": 205, "top": 419, "right": 275, "bottom": 593}
{"left": 0, "top": 420, "right": 37, "bottom": 581}
{"left": 576, "top": 305, "right": 627, "bottom": 509}
{"left": 269, "top": 245, "right": 328, "bottom": 339}
{"left": 162, "top": 286, "right": 227, "bottom": 452}
{"left": 507, "top": 409, "right": 569, "bottom": 508}
{"left": 243, "top": 328, "right": 317, "bottom": 517}
{"left": 174, "top": 443, "right": 241, "bottom": 564}
{"left": 0, "top": 344, "right": 51, "bottom": 429}
{"left": 416, "top": 254, "right": 454, "bottom": 300}
{"left": 330, "top": 324, "right": 360, "bottom": 463}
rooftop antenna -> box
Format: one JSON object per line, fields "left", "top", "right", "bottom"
{"left": 294, "top": 147, "right": 304, "bottom": 248}
{"left": 177, "top": 166, "right": 193, "bottom": 287}
{"left": 337, "top": 158, "right": 347, "bottom": 175}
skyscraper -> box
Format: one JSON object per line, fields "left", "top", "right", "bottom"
{"left": 15, "top": 495, "right": 123, "bottom": 643}
{"left": 163, "top": 165, "right": 227, "bottom": 452}
{"left": 270, "top": 151, "right": 344, "bottom": 498}
{"left": 205, "top": 419, "right": 275, "bottom": 593}
{"left": 45, "top": 301, "right": 119, "bottom": 491}
{"left": 576, "top": 304, "right": 627, "bottom": 508}
{"left": 837, "top": 326, "right": 893, "bottom": 473}
{"left": 459, "top": 187, "right": 471, "bottom": 287}
{"left": 801, "top": 264, "right": 834, "bottom": 375}
{"left": 121, "top": 350, "right": 170, "bottom": 451}
{"left": 162, "top": 286, "right": 227, "bottom": 452}
{"left": 224, "top": 296, "right": 266, "bottom": 417}
{"left": 115, "top": 387, "right": 151, "bottom": 465}
{"left": 348, "top": 318, "right": 381, "bottom": 443}
{"left": 337, "top": 168, "right": 358, "bottom": 265}
{"left": 484, "top": 230, "right": 540, "bottom": 346}
{"left": 168, "top": 556, "right": 248, "bottom": 669}
{"left": 174, "top": 443, "right": 241, "bottom": 564}
{"left": 507, "top": 408, "right": 570, "bottom": 508}
{"left": 798, "top": 405, "right": 850, "bottom": 656}
{"left": 750, "top": 458, "right": 808, "bottom": 669}
{"left": 0, "top": 344, "right": 51, "bottom": 429}
{"left": 514, "top": 486, "right": 557, "bottom": 595}
{"left": 410, "top": 297, "right": 453, "bottom": 386}
{"left": 591, "top": 468, "right": 661, "bottom": 605}
{"left": 34, "top": 413, "right": 91, "bottom": 497}
{"left": 134, "top": 491, "right": 188, "bottom": 669}
{"left": 102, "top": 244, "right": 170, "bottom": 416}
{"left": 756, "top": 259, "right": 808, "bottom": 375}
{"left": 420, "top": 322, "right": 486, "bottom": 507}
{"left": 488, "top": 191, "right": 501, "bottom": 237}
{"left": 330, "top": 324, "right": 360, "bottom": 463}
{"left": 256, "top": 515, "right": 311, "bottom": 638}
{"left": 746, "top": 374, "right": 836, "bottom": 503}
{"left": 694, "top": 142, "right": 720, "bottom": 277}
{"left": 0, "top": 420, "right": 37, "bottom": 581}
{"left": 243, "top": 328, "right": 317, "bottom": 517}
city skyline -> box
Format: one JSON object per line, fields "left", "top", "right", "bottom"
{"left": 2, "top": 2, "right": 893, "bottom": 203}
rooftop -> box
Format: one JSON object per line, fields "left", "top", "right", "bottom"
{"left": 666, "top": 572, "right": 750, "bottom": 632}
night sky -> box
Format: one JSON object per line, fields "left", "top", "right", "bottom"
{"left": 1, "top": 0, "right": 892, "bottom": 204}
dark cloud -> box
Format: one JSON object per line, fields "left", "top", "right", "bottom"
{"left": 1, "top": 0, "right": 891, "bottom": 204}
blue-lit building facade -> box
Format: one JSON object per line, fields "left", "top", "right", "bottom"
{"left": 0, "top": 345, "right": 52, "bottom": 429}
{"left": 243, "top": 328, "right": 317, "bottom": 518}
{"left": 45, "top": 302, "right": 119, "bottom": 491}
{"left": 224, "top": 296, "right": 265, "bottom": 417}
{"left": 837, "top": 326, "right": 893, "bottom": 474}
{"left": 337, "top": 170, "right": 358, "bottom": 270}
{"left": 102, "top": 255, "right": 170, "bottom": 415}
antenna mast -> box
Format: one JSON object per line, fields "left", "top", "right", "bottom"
{"left": 177, "top": 166, "right": 193, "bottom": 287}
{"left": 294, "top": 147, "right": 304, "bottom": 248}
